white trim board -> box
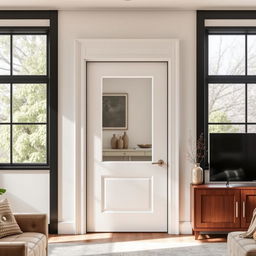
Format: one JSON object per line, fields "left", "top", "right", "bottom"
{"left": 58, "top": 221, "right": 76, "bottom": 235}
{"left": 179, "top": 221, "right": 193, "bottom": 235}
{"left": 74, "top": 39, "right": 180, "bottom": 234}
{"left": 0, "top": 19, "right": 50, "bottom": 27}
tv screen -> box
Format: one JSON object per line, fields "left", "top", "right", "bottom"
{"left": 210, "top": 133, "right": 256, "bottom": 182}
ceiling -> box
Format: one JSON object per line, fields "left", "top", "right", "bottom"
{"left": 1, "top": 0, "right": 256, "bottom": 10}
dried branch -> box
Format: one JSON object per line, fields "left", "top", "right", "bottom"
{"left": 187, "top": 132, "right": 207, "bottom": 165}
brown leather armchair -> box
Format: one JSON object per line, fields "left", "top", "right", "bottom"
{"left": 0, "top": 214, "right": 48, "bottom": 256}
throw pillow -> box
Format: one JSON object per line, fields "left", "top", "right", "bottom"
{"left": 0, "top": 199, "right": 22, "bottom": 238}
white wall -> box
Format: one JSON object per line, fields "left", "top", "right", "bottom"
{"left": 0, "top": 171, "right": 49, "bottom": 217}
{"left": 103, "top": 78, "right": 152, "bottom": 149}
{"left": 58, "top": 10, "right": 196, "bottom": 234}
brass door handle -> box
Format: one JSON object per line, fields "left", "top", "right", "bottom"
{"left": 152, "top": 159, "right": 165, "bottom": 166}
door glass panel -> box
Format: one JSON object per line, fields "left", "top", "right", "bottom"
{"left": 102, "top": 78, "right": 152, "bottom": 161}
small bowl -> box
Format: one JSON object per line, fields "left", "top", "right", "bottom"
{"left": 137, "top": 144, "right": 152, "bottom": 149}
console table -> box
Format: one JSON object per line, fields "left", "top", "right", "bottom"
{"left": 103, "top": 148, "right": 152, "bottom": 161}
{"left": 191, "top": 184, "right": 256, "bottom": 239}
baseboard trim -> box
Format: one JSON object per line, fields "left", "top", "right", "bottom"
{"left": 58, "top": 221, "right": 76, "bottom": 234}
{"left": 179, "top": 221, "right": 192, "bottom": 234}
{"left": 58, "top": 221, "right": 192, "bottom": 235}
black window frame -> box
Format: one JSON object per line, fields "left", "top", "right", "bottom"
{"left": 0, "top": 30, "right": 49, "bottom": 168}
{"left": 197, "top": 11, "right": 256, "bottom": 170}
{"left": 0, "top": 11, "right": 58, "bottom": 233}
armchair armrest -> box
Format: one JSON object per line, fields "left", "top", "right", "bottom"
{"left": 0, "top": 242, "right": 28, "bottom": 256}
{"left": 14, "top": 214, "right": 48, "bottom": 237}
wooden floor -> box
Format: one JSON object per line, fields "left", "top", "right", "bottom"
{"left": 49, "top": 233, "right": 227, "bottom": 244}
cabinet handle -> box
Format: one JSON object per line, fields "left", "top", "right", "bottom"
{"left": 243, "top": 201, "right": 245, "bottom": 218}
{"left": 235, "top": 201, "right": 239, "bottom": 218}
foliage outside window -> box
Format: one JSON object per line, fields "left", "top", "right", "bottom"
{"left": 0, "top": 34, "right": 48, "bottom": 165}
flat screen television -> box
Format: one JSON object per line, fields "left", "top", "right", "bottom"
{"left": 210, "top": 133, "right": 256, "bottom": 182}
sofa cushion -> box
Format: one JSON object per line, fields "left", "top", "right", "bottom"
{"left": 0, "top": 232, "right": 47, "bottom": 256}
{"left": 0, "top": 199, "right": 22, "bottom": 238}
{"left": 228, "top": 232, "right": 256, "bottom": 256}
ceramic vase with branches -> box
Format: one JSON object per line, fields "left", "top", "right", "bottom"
{"left": 187, "top": 133, "right": 206, "bottom": 185}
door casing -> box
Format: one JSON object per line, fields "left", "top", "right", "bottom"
{"left": 74, "top": 39, "right": 180, "bottom": 234}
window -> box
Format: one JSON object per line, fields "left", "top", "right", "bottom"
{"left": 0, "top": 34, "right": 48, "bottom": 165}
{"left": 207, "top": 33, "right": 256, "bottom": 134}
{"left": 0, "top": 11, "right": 58, "bottom": 234}
{"left": 197, "top": 11, "right": 256, "bottom": 168}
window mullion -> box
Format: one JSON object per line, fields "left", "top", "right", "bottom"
{"left": 10, "top": 83, "right": 13, "bottom": 164}
{"left": 245, "top": 83, "right": 248, "bottom": 133}
{"left": 10, "top": 34, "right": 13, "bottom": 164}
{"left": 10, "top": 34, "right": 12, "bottom": 76}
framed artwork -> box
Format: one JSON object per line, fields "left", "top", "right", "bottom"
{"left": 103, "top": 93, "right": 128, "bottom": 130}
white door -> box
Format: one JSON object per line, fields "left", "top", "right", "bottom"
{"left": 87, "top": 62, "right": 168, "bottom": 232}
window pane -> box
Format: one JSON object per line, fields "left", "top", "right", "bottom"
{"left": 209, "top": 125, "right": 245, "bottom": 133}
{"left": 0, "top": 84, "right": 10, "bottom": 123}
{"left": 248, "top": 125, "right": 256, "bottom": 133}
{"left": 13, "top": 125, "right": 46, "bottom": 164}
{"left": 208, "top": 35, "right": 245, "bottom": 75}
{"left": 0, "top": 35, "right": 10, "bottom": 75}
{"left": 13, "top": 84, "right": 46, "bottom": 123}
{"left": 247, "top": 36, "right": 256, "bottom": 75}
{"left": 0, "top": 125, "right": 10, "bottom": 163}
{"left": 209, "top": 84, "right": 245, "bottom": 123}
{"left": 13, "top": 35, "right": 47, "bottom": 75}
{"left": 248, "top": 84, "right": 256, "bottom": 122}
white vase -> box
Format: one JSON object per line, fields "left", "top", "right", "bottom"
{"left": 192, "top": 163, "right": 203, "bottom": 185}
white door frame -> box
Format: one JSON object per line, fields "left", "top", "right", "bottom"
{"left": 74, "top": 39, "right": 180, "bottom": 234}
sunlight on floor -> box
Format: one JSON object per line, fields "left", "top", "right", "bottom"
{"left": 49, "top": 233, "right": 227, "bottom": 255}
{"left": 49, "top": 239, "right": 226, "bottom": 256}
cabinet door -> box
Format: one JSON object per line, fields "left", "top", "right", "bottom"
{"left": 195, "top": 189, "right": 240, "bottom": 228}
{"left": 241, "top": 190, "right": 256, "bottom": 228}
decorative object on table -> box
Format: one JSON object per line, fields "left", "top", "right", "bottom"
{"left": 103, "top": 93, "right": 128, "bottom": 130}
{"left": 191, "top": 163, "right": 204, "bottom": 185}
{"left": 187, "top": 133, "right": 206, "bottom": 185}
{"left": 110, "top": 134, "right": 118, "bottom": 149}
{"left": 0, "top": 188, "right": 6, "bottom": 195}
{"left": 122, "top": 132, "right": 129, "bottom": 149}
{"left": 117, "top": 136, "right": 124, "bottom": 149}
{"left": 137, "top": 144, "right": 152, "bottom": 149}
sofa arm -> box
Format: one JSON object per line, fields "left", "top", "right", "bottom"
{"left": 0, "top": 242, "right": 28, "bottom": 256}
{"left": 14, "top": 214, "right": 48, "bottom": 237}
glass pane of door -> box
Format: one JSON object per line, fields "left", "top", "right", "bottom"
{"left": 102, "top": 77, "right": 152, "bottom": 161}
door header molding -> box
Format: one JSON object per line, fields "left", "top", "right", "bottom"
{"left": 74, "top": 39, "right": 180, "bottom": 234}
